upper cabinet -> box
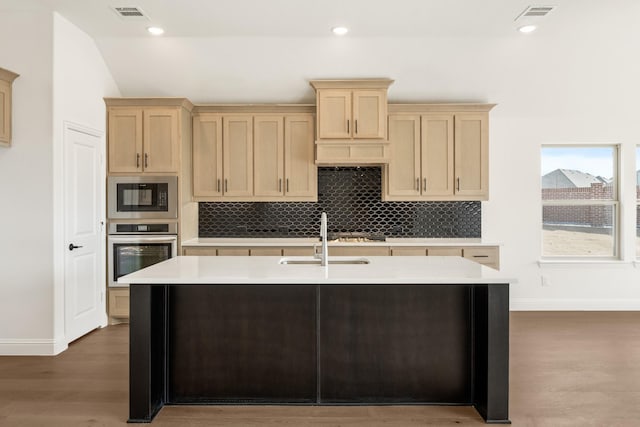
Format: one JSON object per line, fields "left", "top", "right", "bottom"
{"left": 0, "top": 67, "right": 19, "bottom": 148}
{"left": 310, "top": 79, "right": 393, "bottom": 165}
{"left": 193, "top": 107, "right": 316, "bottom": 202}
{"left": 107, "top": 107, "right": 179, "bottom": 174}
{"left": 316, "top": 89, "right": 386, "bottom": 139}
{"left": 383, "top": 104, "right": 494, "bottom": 201}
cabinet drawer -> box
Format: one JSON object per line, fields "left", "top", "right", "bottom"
{"left": 182, "top": 247, "right": 218, "bottom": 256}
{"left": 250, "top": 248, "right": 283, "bottom": 256}
{"left": 427, "top": 247, "right": 463, "bottom": 257}
{"left": 283, "top": 247, "right": 315, "bottom": 256}
{"left": 217, "top": 248, "right": 251, "bottom": 256}
{"left": 391, "top": 247, "right": 427, "bottom": 256}
{"left": 463, "top": 247, "right": 499, "bottom": 270}
{"left": 329, "top": 246, "right": 390, "bottom": 256}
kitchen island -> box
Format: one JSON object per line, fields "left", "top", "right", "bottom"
{"left": 122, "top": 255, "right": 514, "bottom": 424}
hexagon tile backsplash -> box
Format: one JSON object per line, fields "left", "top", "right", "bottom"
{"left": 199, "top": 167, "right": 480, "bottom": 238}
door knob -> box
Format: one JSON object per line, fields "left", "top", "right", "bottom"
{"left": 68, "top": 244, "right": 83, "bottom": 251}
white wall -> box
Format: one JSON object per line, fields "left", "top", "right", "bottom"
{"left": 0, "top": 3, "right": 56, "bottom": 354}
{"left": 51, "top": 13, "right": 120, "bottom": 350}
{"left": 0, "top": 3, "right": 120, "bottom": 355}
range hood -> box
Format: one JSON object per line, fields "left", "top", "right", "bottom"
{"left": 315, "top": 139, "right": 391, "bottom": 165}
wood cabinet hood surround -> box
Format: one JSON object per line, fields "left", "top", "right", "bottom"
{"left": 310, "top": 79, "right": 394, "bottom": 166}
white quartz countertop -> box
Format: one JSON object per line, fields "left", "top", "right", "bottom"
{"left": 181, "top": 237, "right": 498, "bottom": 247}
{"left": 119, "top": 255, "right": 515, "bottom": 285}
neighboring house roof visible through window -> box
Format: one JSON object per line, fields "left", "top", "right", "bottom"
{"left": 542, "top": 168, "right": 611, "bottom": 189}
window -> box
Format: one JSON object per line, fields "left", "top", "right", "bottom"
{"left": 637, "top": 146, "right": 639, "bottom": 258}
{"left": 541, "top": 146, "right": 618, "bottom": 258}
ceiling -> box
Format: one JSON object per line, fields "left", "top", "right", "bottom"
{"left": 37, "top": 0, "right": 560, "bottom": 38}
{"left": 13, "top": 0, "right": 640, "bottom": 105}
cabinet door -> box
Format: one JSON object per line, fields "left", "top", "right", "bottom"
{"left": 454, "top": 113, "right": 488, "bottom": 199}
{"left": 386, "top": 115, "right": 421, "bottom": 198}
{"left": 109, "top": 288, "right": 130, "bottom": 318}
{"left": 254, "top": 116, "right": 284, "bottom": 197}
{"left": 143, "top": 109, "right": 179, "bottom": 173}
{"left": 284, "top": 115, "right": 317, "bottom": 199}
{"left": 223, "top": 116, "right": 253, "bottom": 197}
{"left": 421, "top": 114, "right": 454, "bottom": 197}
{"left": 108, "top": 108, "right": 143, "bottom": 173}
{"left": 353, "top": 90, "right": 386, "bottom": 139}
{"left": 317, "top": 90, "right": 351, "bottom": 139}
{"left": 193, "top": 114, "right": 223, "bottom": 197}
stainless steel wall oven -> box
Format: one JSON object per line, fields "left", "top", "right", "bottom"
{"left": 107, "top": 222, "right": 177, "bottom": 288}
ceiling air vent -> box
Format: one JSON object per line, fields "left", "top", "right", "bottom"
{"left": 111, "top": 6, "right": 150, "bottom": 21}
{"left": 515, "top": 5, "right": 556, "bottom": 21}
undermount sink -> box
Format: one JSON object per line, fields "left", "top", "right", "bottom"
{"left": 279, "top": 257, "right": 370, "bottom": 265}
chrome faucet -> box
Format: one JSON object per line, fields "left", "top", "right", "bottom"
{"left": 314, "top": 212, "right": 329, "bottom": 266}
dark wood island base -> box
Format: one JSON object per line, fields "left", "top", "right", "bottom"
{"left": 129, "top": 283, "right": 510, "bottom": 424}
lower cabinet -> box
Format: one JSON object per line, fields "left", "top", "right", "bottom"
{"left": 108, "top": 288, "right": 130, "bottom": 323}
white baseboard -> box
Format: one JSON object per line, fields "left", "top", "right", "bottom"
{"left": 511, "top": 298, "right": 640, "bottom": 311}
{"left": 0, "top": 338, "right": 68, "bottom": 356}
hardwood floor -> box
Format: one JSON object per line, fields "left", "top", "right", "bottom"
{"left": 0, "top": 312, "right": 639, "bottom": 426}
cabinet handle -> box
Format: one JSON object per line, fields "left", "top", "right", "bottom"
{"left": 456, "top": 177, "right": 460, "bottom": 191}
{"left": 473, "top": 255, "right": 490, "bottom": 258}
{"left": 144, "top": 153, "right": 149, "bottom": 168}
{"left": 136, "top": 153, "right": 140, "bottom": 168}
{"left": 416, "top": 178, "right": 420, "bottom": 191}
{"left": 217, "top": 179, "right": 221, "bottom": 193}
{"left": 279, "top": 178, "right": 282, "bottom": 192}
{"left": 424, "top": 178, "right": 427, "bottom": 190}
{"left": 225, "top": 179, "right": 228, "bottom": 193}
{"left": 286, "top": 179, "right": 289, "bottom": 192}
{"left": 347, "top": 119, "right": 350, "bottom": 134}
{"left": 355, "top": 119, "right": 358, "bottom": 134}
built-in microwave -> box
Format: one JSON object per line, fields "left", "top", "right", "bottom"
{"left": 107, "top": 176, "right": 178, "bottom": 219}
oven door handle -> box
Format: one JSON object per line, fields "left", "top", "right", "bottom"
{"left": 108, "top": 235, "right": 178, "bottom": 244}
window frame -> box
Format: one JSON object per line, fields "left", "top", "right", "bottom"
{"left": 541, "top": 144, "right": 620, "bottom": 260}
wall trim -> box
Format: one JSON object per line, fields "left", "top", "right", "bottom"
{"left": 511, "top": 298, "right": 640, "bottom": 311}
{"left": 0, "top": 338, "right": 68, "bottom": 356}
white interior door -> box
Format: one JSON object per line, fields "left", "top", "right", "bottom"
{"left": 64, "top": 124, "right": 105, "bottom": 343}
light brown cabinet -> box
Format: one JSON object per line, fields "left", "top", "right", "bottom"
{"left": 193, "top": 112, "right": 316, "bottom": 201}
{"left": 316, "top": 89, "right": 387, "bottom": 140}
{"left": 384, "top": 106, "right": 493, "bottom": 201}
{"left": 107, "top": 107, "right": 180, "bottom": 174}
{"left": 0, "top": 67, "right": 19, "bottom": 147}
{"left": 254, "top": 115, "right": 317, "bottom": 199}
{"left": 192, "top": 113, "right": 252, "bottom": 198}
{"left": 108, "top": 288, "right": 130, "bottom": 323}
{"left": 310, "top": 79, "right": 394, "bottom": 165}
{"left": 182, "top": 244, "right": 499, "bottom": 269}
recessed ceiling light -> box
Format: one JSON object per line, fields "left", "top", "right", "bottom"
{"left": 518, "top": 24, "right": 537, "bottom": 33}
{"left": 332, "top": 26, "right": 349, "bottom": 36}
{"left": 147, "top": 26, "right": 164, "bottom": 35}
